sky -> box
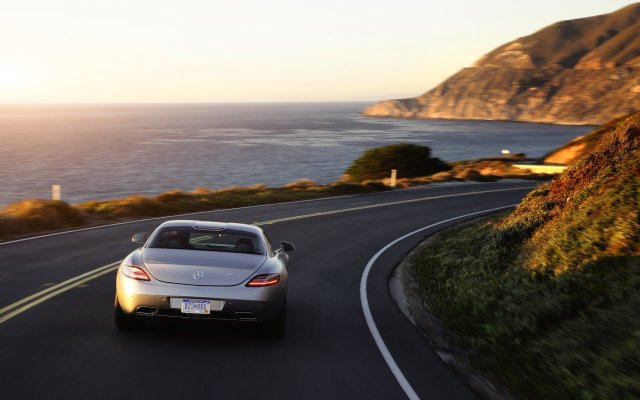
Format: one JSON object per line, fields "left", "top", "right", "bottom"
{"left": 0, "top": 0, "right": 634, "bottom": 103}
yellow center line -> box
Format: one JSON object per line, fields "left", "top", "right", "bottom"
{"left": 252, "top": 186, "right": 534, "bottom": 225}
{"left": 0, "top": 265, "right": 119, "bottom": 324}
{"left": 0, "top": 184, "right": 535, "bottom": 325}
{"left": 0, "top": 261, "right": 121, "bottom": 317}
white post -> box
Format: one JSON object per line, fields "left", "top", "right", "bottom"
{"left": 52, "top": 184, "right": 61, "bottom": 201}
{"left": 390, "top": 169, "right": 397, "bottom": 188}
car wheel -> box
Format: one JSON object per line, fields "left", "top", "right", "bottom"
{"left": 114, "top": 297, "right": 145, "bottom": 330}
{"left": 260, "top": 304, "right": 286, "bottom": 339}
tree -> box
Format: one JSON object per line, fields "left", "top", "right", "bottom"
{"left": 344, "top": 143, "right": 450, "bottom": 182}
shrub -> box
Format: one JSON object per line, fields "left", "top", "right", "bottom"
{"left": 344, "top": 143, "right": 450, "bottom": 182}
{"left": 1, "top": 199, "right": 86, "bottom": 230}
{"left": 327, "top": 182, "right": 370, "bottom": 194}
{"left": 80, "top": 195, "right": 168, "bottom": 219}
{"left": 284, "top": 179, "right": 320, "bottom": 190}
{"left": 362, "top": 181, "right": 393, "bottom": 191}
{"left": 430, "top": 171, "right": 453, "bottom": 182}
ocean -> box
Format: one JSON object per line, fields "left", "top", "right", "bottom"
{"left": 0, "top": 102, "right": 591, "bottom": 206}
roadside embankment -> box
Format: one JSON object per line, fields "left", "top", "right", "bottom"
{"left": 397, "top": 113, "right": 640, "bottom": 399}
{"left": 0, "top": 180, "right": 389, "bottom": 241}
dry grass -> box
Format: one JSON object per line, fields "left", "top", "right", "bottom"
{"left": 0, "top": 200, "right": 86, "bottom": 238}
{"left": 0, "top": 180, "right": 391, "bottom": 241}
{"left": 377, "top": 155, "right": 552, "bottom": 188}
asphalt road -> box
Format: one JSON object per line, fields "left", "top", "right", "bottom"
{"left": 0, "top": 180, "right": 537, "bottom": 400}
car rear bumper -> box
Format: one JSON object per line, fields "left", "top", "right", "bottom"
{"left": 116, "top": 270, "right": 287, "bottom": 323}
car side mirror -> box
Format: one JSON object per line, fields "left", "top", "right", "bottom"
{"left": 132, "top": 232, "right": 150, "bottom": 245}
{"left": 280, "top": 241, "right": 295, "bottom": 253}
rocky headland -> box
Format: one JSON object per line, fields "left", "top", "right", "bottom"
{"left": 363, "top": 3, "right": 640, "bottom": 125}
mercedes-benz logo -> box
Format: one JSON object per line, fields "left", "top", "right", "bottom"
{"left": 193, "top": 270, "right": 204, "bottom": 280}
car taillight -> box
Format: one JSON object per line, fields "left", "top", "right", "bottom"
{"left": 246, "top": 273, "right": 280, "bottom": 287}
{"left": 122, "top": 265, "right": 151, "bottom": 281}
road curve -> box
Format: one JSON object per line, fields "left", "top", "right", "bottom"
{"left": 0, "top": 181, "right": 536, "bottom": 400}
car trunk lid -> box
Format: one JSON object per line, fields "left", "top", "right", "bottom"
{"left": 142, "top": 248, "right": 266, "bottom": 286}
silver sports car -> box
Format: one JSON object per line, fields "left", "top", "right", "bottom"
{"left": 114, "top": 220, "right": 294, "bottom": 337}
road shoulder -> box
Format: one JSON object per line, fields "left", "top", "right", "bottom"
{"left": 390, "top": 217, "right": 515, "bottom": 400}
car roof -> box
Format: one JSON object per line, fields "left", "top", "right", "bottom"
{"left": 157, "top": 220, "right": 263, "bottom": 235}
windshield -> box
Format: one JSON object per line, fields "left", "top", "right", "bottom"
{"left": 147, "top": 227, "right": 265, "bottom": 255}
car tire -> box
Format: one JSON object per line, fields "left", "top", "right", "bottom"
{"left": 260, "top": 304, "right": 286, "bottom": 339}
{"left": 114, "top": 297, "right": 145, "bottom": 330}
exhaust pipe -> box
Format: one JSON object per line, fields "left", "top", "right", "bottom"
{"left": 235, "top": 312, "right": 257, "bottom": 321}
{"left": 135, "top": 306, "right": 158, "bottom": 316}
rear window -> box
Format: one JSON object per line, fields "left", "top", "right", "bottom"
{"left": 147, "top": 227, "right": 264, "bottom": 255}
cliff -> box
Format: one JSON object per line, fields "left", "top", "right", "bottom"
{"left": 363, "top": 3, "right": 640, "bottom": 125}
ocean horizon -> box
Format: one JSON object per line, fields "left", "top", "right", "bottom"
{"left": 0, "top": 102, "right": 591, "bottom": 206}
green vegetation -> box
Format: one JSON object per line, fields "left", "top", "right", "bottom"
{"left": 408, "top": 114, "right": 640, "bottom": 398}
{"left": 343, "top": 143, "right": 449, "bottom": 182}
{"left": 0, "top": 180, "right": 391, "bottom": 241}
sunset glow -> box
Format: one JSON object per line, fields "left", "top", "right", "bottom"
{"left": 0, "top": 68, "right": 32, "bottom": 90}
{"left": 0, "top": 0, "right": 632, "bottom": 103}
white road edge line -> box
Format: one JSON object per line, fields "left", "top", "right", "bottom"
{"left": 0, "top": 181, "right": 531, "bottom": 247}
{"left": 253, "top": 186, "right": 533, "bottom": 225}
{"left": 0, "top": 193, "right": 357, "bottom": 247}
{"left": 360, "top": 204, "right": 519, "bottom": 400}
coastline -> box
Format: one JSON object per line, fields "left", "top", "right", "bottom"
{"left": 360, "top": 112, "right": 598, "bottom": 128}
{"left": 0, "top": 160, "right": 553, "bottom": 243}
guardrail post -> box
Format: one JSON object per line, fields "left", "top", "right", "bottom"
{"left": 390, "top": 169, "right": 397, "bottom": 187}
{"left": 52, "top": 184, "right": 61, "bottom": 201}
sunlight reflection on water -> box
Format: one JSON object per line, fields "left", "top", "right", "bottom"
{"left": 0, "top": 103, "right": 591, "bottom": 205}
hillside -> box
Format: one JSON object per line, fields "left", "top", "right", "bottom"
{"left": 542, "top": 115, "right": 627, "bottom": 163}
{"left": 364, "top": 3, "right": 640, "bottom": 125}
{"left": 406, "top": 113, "right": 639, "bottom": 398}
{"left": 505, "top": 113, "right": 639, "bottom": 272}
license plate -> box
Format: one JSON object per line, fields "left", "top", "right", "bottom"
{"left": 170, "top": 298, "right": 225, "bottom": 313}
{"left": 181, "top": 299, "right": 210, "bottom": 314}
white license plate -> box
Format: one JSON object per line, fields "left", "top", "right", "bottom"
{"left": 181, "top": 299, "right": 210, "bottom": 314}
{"left": 170, "top": 298, "right": 225, "bottom": 314}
